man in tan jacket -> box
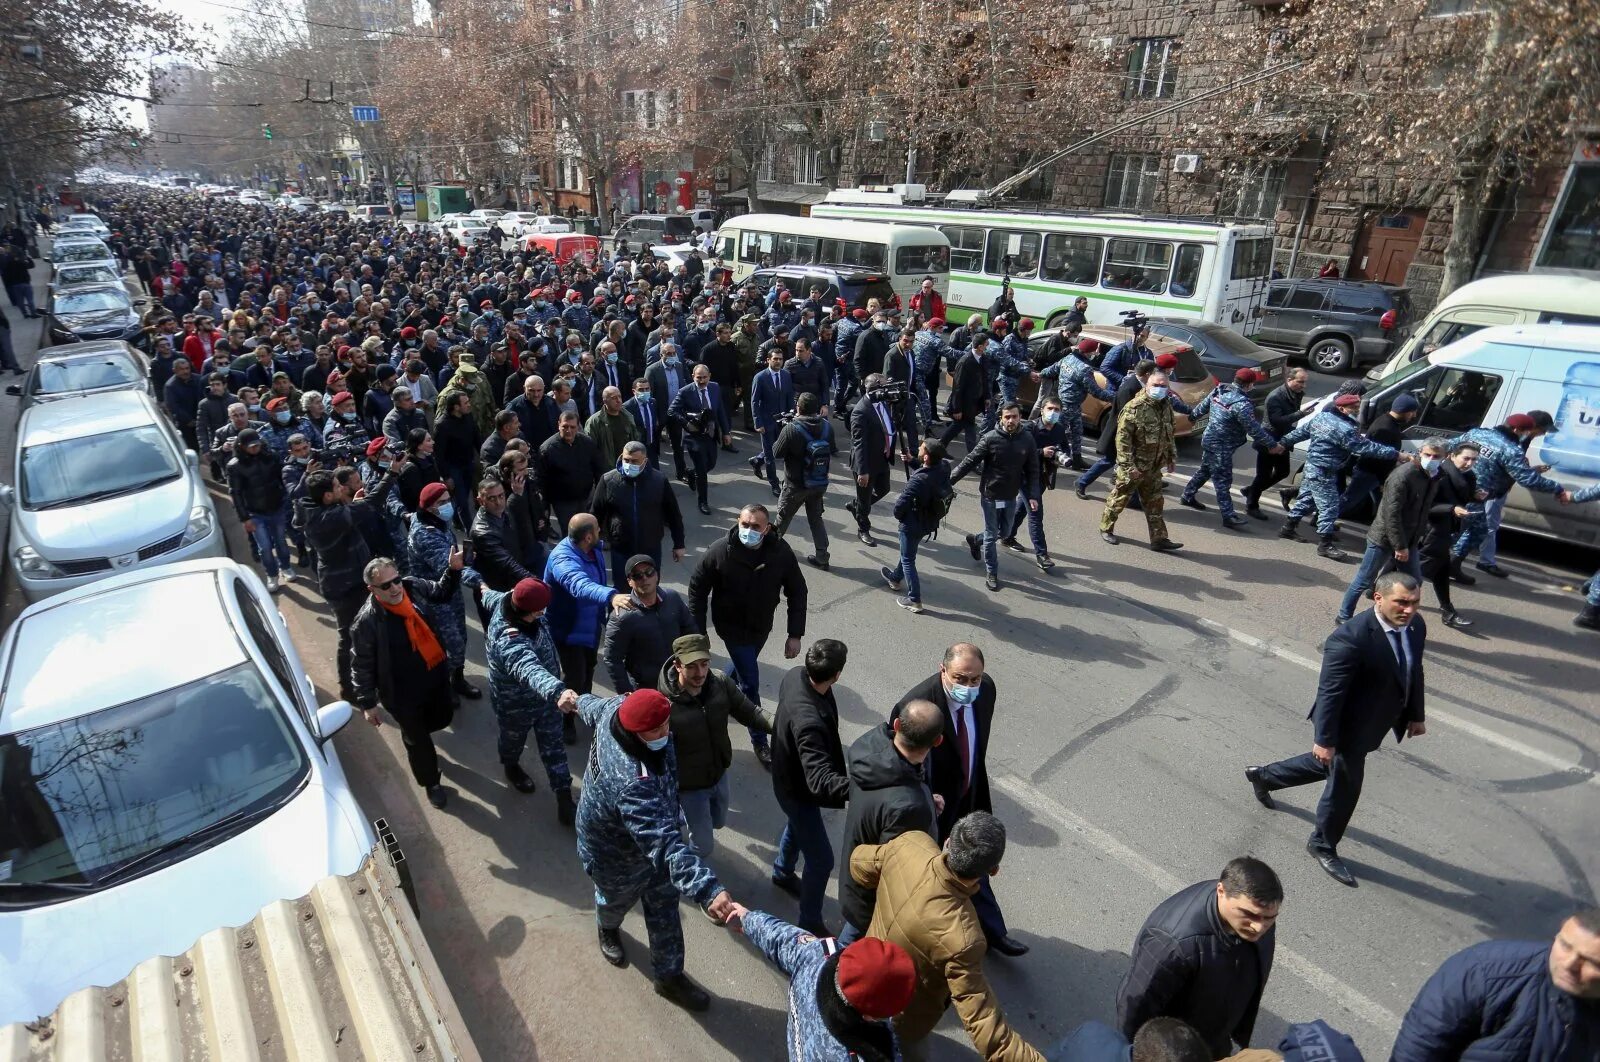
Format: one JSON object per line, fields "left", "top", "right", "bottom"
{"left": 850, "top": 812, "right": 1044, "bottom": 1062}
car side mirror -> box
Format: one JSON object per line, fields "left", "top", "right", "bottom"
{"left": 0, "top": 484, "right": 13, "bottom": 512}
{"left": 185, "top": 448, "right": 200, "bottom": 469}
{"left": 316, "top": 699, "right": 354, "bottom": 742}
{"left": 4, "top": 384, "right": 19, "bottom": 396}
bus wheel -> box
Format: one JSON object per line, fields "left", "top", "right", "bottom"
{"left": 1045, "top": 312, "right": 1069, "bottom": 330}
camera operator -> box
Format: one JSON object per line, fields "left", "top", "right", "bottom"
{"left": 772, "top": 392, "right": 834, "bottom": 571}
{"left": 846, "top": 374, "right": 917, "bottom": 547}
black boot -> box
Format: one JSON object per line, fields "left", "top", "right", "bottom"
{"left": 556, "top": 786, "right": 577, "bottom": 826}
{"left": 598, "top": 926, "right": 627, "bottom": 967}
{"left": 1449, "top": 557, "right": 1477, "bottom": 585}
{"left": 503, "top": 762, "right": 537, "bottom": 793}
{"left": 1576, "top": 604, "right": 1600, "bottom": 631}
{"left": 451, "top": 666, "right": 482, "bottom": 700}
{"left": 654, "top": 973, "right": 711, "bottom": 1012}
{"left": 562, "top": 713, "right": 578, "bottom": 745}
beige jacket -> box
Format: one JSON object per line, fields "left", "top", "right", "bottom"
{"left": 851, "top": 831, "right": 1044, "bottom": 1062}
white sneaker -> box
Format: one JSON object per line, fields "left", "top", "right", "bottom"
{"left": 279, "top": 568, "right": 295, "bottom": 583}
{"left": 266, "top": 571, "right": 281, "bottom": 592}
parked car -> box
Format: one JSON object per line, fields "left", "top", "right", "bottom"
{"left": 318, "top": 201, "right": 350, "bottom": 217}
{"left": 745, "top": 264, "right": 897, "bottom": 314}
{"left": 285, "top": 197, "right": 318, "bottom": 213}
{"left": 0, "top": 558, "right": 373, "bottom": 1026}
{"left": 1148, "top": 318, "right": 1287, "bottom": 403}
{"left": 440, "top": 219, "right": 491, "bottom": 243}
{"left": 612, "top": 212, "right": 696, "bottom": 254}
{"left": 0, "top": 391, "right": 226, "bottom": 601}
{"left": 1022, "top": 324, "right": 1216, "bottom": 438}
{"left": 5, "top": 340, "right": 152, "bottom": 411}
{"left": 48, "top": 237, "right": 117, "bottom": 272}
{"left": 508, "top": 213, "right": 573, "bottom": 236}
{"left": 646, "top": 245, "right": 699, "bottom": 273}
{"left": 48, "top": 262, "right": 123, "bottom": 292}
{"left": 57, "top": 215, "right": 111, "bottom": 240}
{"left": 468, "top": 208, "right": 506, "bottom": 224}
{"left": 523, "top": 232, "right": 600, "bottom": 265}
{"left": 1256, "top": 278, "right": 1410, "bottom": 373}
{"left": 43, "top": 283, "right": 141, "bottom": 345}
{"left": 351, "top": 203, "right": 393, "bottom": 220}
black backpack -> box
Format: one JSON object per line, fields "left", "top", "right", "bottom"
{"left": 918, "top": 466, "right": 955, "bottom": 536}
{"left": 795, "top": 420, "right": 832, "bottom": 489}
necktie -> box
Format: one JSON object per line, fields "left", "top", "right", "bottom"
{"left": 642, "top": 402, "right": 652, "bottom": 436}
{"left": 700, "top": 387, "right": 709, "bottom": 409}
{"left": 954, "top": 705, "right": 972, "bottom": 795}
{"left": 1388, "top": 628, "right": 1410, "bottom": 695}
{"left": 878, "top": 404, "right": 893, "bottom": 457}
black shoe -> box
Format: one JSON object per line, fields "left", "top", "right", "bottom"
{"left": 844, "top": 500, "right": 858, "bottom": 521}
{"left": 1308, "top": 842, "right": 1357, "bottom": 887}
{"left": 987, "top": 934, "right": 1029, "bottom": 957}
{"left": 770, "top": 871, "right": 802, "bottom": 897}
{"left": 562, "top": 713, "right": 578, "bottom": 745}
{"left": 856, "top": 529, "right": 877, "bottom": 547}
{"left": 1223, "top": 516, "right": 1251, "bottom": 530}
{"left": 1279, "top": 489, "right": 1296, "bottom": 509}
{"left": 965, "top": 533, "right": 981, "bottom": 562}
{"left": 1151, "top": 538, "right": 1183, "bottom": 552}
{"left": 1278, "top": 523, "right": 1304, "bottom": 542}
{"left": 806, "top": 554, "right": 829, "bottom": 571}
{"left": 425, "top": 784, "right": 448, "bottom": 809}
{"left": 451, "top": 668, "right": 482, "bottom": 700}
{"left": 985, "top": 573, "right": 1000, "bottom": 592}
{"left": 1244, "top": 766, "right": 1275, "bottom": 809}
{"left": 1475, "top": 561, "right": 1509, "bottom": 579}
{"left": 721, "top": 444, "right": 738, "bottom": 453}
{"left": 880, "top": 565, "right": 902, "bottom": 589}
{"left": 1001, "top": 537, "right": 1025, "bottom": 554}
{"left": 1442, "top": 610, "right": 1474, "bottom": 629}
{"left": 755, "top": 744, "right": 773, "bottom": 770}
{"left": 503, "top": 762, "right": 537, "bottom": 793}
{"left": 1448, "top": 559, "right": 1477, "bottom": 585}
{"left": 556, "top": 787, "right": 576, "bottom": 826}
{"left": 1100, "top": 530, "right": 1120, "bottom": 545}
{"left": 1074, "top": 485, "right": 1091, "bottom": 500}
{"left": 654, "top": 973, "right": 711, "bottom": 1012}
{"left": 698, "top": 501, "right": 712, "bottom": 515}
{"left": 798, "top": 919, "right": 835, "bottom": 939}
{"left": 1036, "top": 553, "right": 1054, "bottom": 571}
{"left": 1245, "top": 505, "right": 1268, "bottom": 521}
{"left": 598, "top": 926, "right": 628, "bottom": 967}
{"left": 1317, "top": 541, "right": 1349, "bottom": 561}
{"left": 297, "top": 550, "right": 314, "bottom": 569}
{"left": 748, "top": 456, "right": 763, "bottom": 477}
{"left": 1575, "top": 605, "right": 1600, "bottom": 631}
{"left": 1179, "top": 496, "right": 1205, "bottom": 511}
{"left": 1069, "top": 457, "right": 1089, "bottom": 472}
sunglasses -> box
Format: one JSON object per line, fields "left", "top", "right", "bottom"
{"left": 369, "top": 577, "right": 403, "bottom": 591}
{"left": 629, "top": 568, "right": 657, "bottom": 579}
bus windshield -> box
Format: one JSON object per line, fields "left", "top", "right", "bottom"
{"left": 896, "top": 245, "right": 949, "bottom": 275}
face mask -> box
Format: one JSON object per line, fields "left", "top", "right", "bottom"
{"left": 1420, "top": 456, "right": 1442, "bottom": 476}
{"left": 620, "top": 461, "right": 644, "bottom": 478}
{"left": 635, "top": 392, "right": 652, "bottom": 403}
{"left": 1043, "top": 410, "right": 1061, "bottom": 426}
{"left": 247, "top": 403, "right": 262, "bottom": 414}
{"left": 534, "top": 300, "right": 546, "bottom": 309}
{"left": 294, "top": 454, "right": 310, "bottom": 464}
{"left": 643, "top": 734, "right": 671, "bottom": 751}
{"left": 340, "top": 411, "right": 358, "bottom": 423}
{"left": 876, "top": 322, "right": 893, "bottom": 332}
{"left": 737, "top": 526, "right": 763, "bottom": 548}
{"left": 606, "top": 353, "right": 618, "bottom": 365}
{"left": 665, "top": 356, "right": 680, "bottom": 368}
{"left": 273, "top": 410, "right": 291, "bottom": 425}
{"left": 947, "top": 680, "right": 979, "bottom": 706}
{"left": 1147, "top": 385, "right": 1168, "bottom": 400}
{"left": 435, "top": 501, "right": 456, "bottom": 522}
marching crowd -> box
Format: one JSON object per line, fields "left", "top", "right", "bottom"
{"left": 26, "top": 186, "right": 1599, "bottom": 1061}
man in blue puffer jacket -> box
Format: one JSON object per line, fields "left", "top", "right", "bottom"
{"left": 545, "top": 512, "right": 635, "bottom": 741}
{"left": 1391, "top": 908, "right": 1600, "bottom": 1060}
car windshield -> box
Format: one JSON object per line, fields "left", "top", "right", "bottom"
{"left": 53, "top": 244, "right": 110, "bottom": 263}
{"left": 839, "top": 277, "right": 897, "bottom": 308}
{"left": 20, "top": 423, "right": 181, "bottom": 509}
{"left": 36, "top": 355, "right": 142, "bottom": 396}
{"left": 57, "top": 266, "right": 120, "bottom": 286}
{"left": 663, "top": 216, "right": 694, "bottom": 236}
{"left": 0, "top": 664, "right": 307, "bottom": 894}
{"left": 1186, "top": 325, "right": 1264, "bottom": 358}
{"left": 54, "top": 289, "right": 128, "bottom": 314}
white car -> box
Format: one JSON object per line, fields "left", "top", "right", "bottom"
{"left": 468, "top": 208, "right": 506, "bottom": 224}
{"left": 48, "top": 262, "right": 122, "bottom": 292}
{"left": 0, "top": 391, "right": 225, "bottom": 601}
{"left": 318, "top": 202, "right": 351, "bottom": 216}
{"left": 57, "top": 216, "right": 110, "bottom": 240}
{"left": 440, "top": 219, "right": 490, "bottom": 243}
{"left": 48, "top": 238, "right": 117, "bottom": 273}
{"left": 0, "top": 558, "right": 373, "bottom": 1026}
{"left": 498, "top": 211, "right": 543, "bottom": 237}
{"left": 285, "top": 197, "right": 318, "bottom": 213}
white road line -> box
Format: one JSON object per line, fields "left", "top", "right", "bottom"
{"left": 992, "top": 775, "right": 1404, "bottom": 1035}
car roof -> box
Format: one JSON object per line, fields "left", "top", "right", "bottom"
{"left": 52, "top": 282, "right": 129, "bottom": 300}
{"left": 1454, "top": 322, "right": 1600, "bottom": 356}
{"left": 1429, "top": 273, "right": 1600, "bottom": 314}
{"left": 35, "top": 340, "right": 143, "bottom": 365}
{"left": 1277, "top": 277, "right": 1407, "bottom": 293}
{"left": 19, "top": 389, "right": 161, "bottom": 445}
{"left": 1, "top": 563, "right": 248, "bottom": 734}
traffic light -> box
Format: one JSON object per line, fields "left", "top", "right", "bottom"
{"left": 261, "top": 123, "right": 273, "bottom": 140}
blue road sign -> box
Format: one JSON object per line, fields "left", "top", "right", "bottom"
{"left": 351, "top": 106, "right": 381, "bottom": 123}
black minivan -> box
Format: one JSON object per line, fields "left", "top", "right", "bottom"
{"left": 613, "top": 213, "right": 697, "bottom": 254}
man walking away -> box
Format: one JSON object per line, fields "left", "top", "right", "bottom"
{"left": 1335, "top": 437, "right": 1444, "bottom": 624}
{"left": 228, "top": 428, "right": 293, "bottom": 591}
{"left": 1420, "top": 441, "right": 1482, "bottom": 630}
{"left": 1099, "top": 371, "right": 1182, "bottom": 552}
{"left": 881, "top": 440, "right": 952, "bottom": 614}
{"left": 1241, "top": 367, "right": 1312, "bottom": 519}
{"left": 773, "top": 391, "right": 835, "bottom": 570}
{"left": 588, "top": 440, "right": 685, "bottom": 590}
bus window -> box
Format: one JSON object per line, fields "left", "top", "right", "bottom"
{"left": 713, "top": 233, "right": 735, "bottom": 261}
{"left": 739, "top": 230, "right": 764, "bottom": 263}
{"left": 1041, "top": 234, "right": 1102, "bottom": 285}
{"left": 774, "top": 233, "right": 797, "bottom": 265}
{"left": 985, "top": 230, "right": 1041, "bottom": 278}
{"left": 1169, "top": 244, "right": 1204, "bottom": 298}
{"left": 819, "top": 238, "right": 886, "bottom": 272}
{"left": 1230, "top": 238, "right": 1273, "bottom": 279}
{"left": 794, "top": 235, "right": 820, "bottom": 265}
{"left": 940, "top": 225, "right": 984, "bottom": 272}
{"left": 895, "top": 244, "right": 949, "bottom": 275}
{"left": 1102, "top": 239, "right": 1173, "bottom": 293}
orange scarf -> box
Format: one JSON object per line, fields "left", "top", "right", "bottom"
{"left": 377, "top": 590, "right": 446, "bottom": 670}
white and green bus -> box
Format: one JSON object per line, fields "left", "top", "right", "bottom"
{"left": 812, "top": 189, "right": 1274, "bottom": 336}
{"left": 711, "top": 213, "right": 951, "bottom": 306}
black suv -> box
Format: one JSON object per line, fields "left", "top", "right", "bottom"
{"left": 1257, "top": 279, "right": 1410, "bottom": 373}
{"left": 746, "top": 265, "right": 897, "bottom": 312}
{"left": 612, "top": 213, "right": 697, "bottom": 255}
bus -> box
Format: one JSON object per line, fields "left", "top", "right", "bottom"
{"left": 812, "top": 189, "right": 1274, "bottom": 336}
{"left": 710, "top": 213, "right": 950, "bottom": 305}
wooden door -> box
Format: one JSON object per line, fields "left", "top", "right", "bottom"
{"left": 1350, "top": 210, "right": 1426, "bottom": 284}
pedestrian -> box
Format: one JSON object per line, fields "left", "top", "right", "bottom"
{"left": 1420, "top": 440, "right": 1482, "bottom": 629}
{"left": 1003, "top": 396, "right": 1066, "bottom": 570}
{"left": 688, "top": 503, "right": 808, "bottom": 770}
{"left": 784, "top": 338, "right": 832, "bottom": 419}
{"left": 588, "top": 440, "right": 685, "bottom": 591}
{"left": 227, "top": 429, "right": 294, "bottom": 591}
{"left": 848, "top": 374, "right": 916, "bottom": 547}
{"left": 1036, "top": 338, "right": 1113, "bottom": 471}
{"left": 536, "top": 410, "right": 608, "bottom": 532}
{"left": 1075, "top": 360, "right": 1156, "bottom": 498}
{"left": 644, "top": 344, "right": 691, "bottom": 478}
{"left": 880, "top": 440, "right": 952, "bottom": 614}
{"left": 838, "top": 700, "right": 945, "bottom": 945}
{"left": 1179, "top": 369, "right": 1283, "bottom": 529}
{"left": 405, "top": 482, "right": 482, "bottom": 700}
{"left": 349, "top": 551, "right": 465, "bottom": 810}
{"left": 1099, "top": 319, "right": 1154, "bottom": 390}
{"left": 600, "top": 554, "right": 697, "bottom": 693}
{"left": 667, "top": 362, "right": 733, "bottom": 516}
{"left": 658, "top": 632, "right": 771, "bottom": 856}
{"left": 1337, "top": 393, "right": 1419, "bottom": 517}
{"left": 1240, "top": 367, "right": 1312, "bottom": 519}
{"left": 623, "top": 376, "right": 665, "bottom": 469}
{"left": 772, "top": 391, "right": 835, "bottom": 571}
{"left": 726, "top": 908, "right": 918, "bottom": 1062}
{"left": 573, "top": 687, "right": 735, "bottom": 1012}
{"left": 937, "top": 332, "right": 989, "bottom": 455}
{"left": 891, "top": 643, "right": 1027, "bottom": 957}
{"left": 1099, "top": 370, "right": 1183, "bottom": 552}
{"left": 1277, "top": 394, "right": 1409, "bottom": 560}
{"left": 480, "top": 410, "right": 522, "bottom": 469}
{"left": 470, "top": 474, "right": 544, "bottom": 597}
{"left": 850, "top": 815, "right": 1044, "bottom": 1062}
{"left": 1, "top": 244, "right": 36, "bottom": 318}
{"left": 1449, "top": 412, "right": 1569, "bottom": 579}
{"left": 545, "top": 512, "right": 634, "bottom": 742}
{"left": 163, "top": 358, "right": 205, "bottom": 451}
{"left": 751, "top": 347, "right": 797, "bottom": 495}
{"left": 769, "top": 639, "right": 851, "bottom": 936}
{"left": 1336, "top": 437, "right": 1446, "bottom": 624}
{"left": 950, "top": 402, "right": 1040, "bottom": 591}
{"left": 1246, "top": 571, "right": 1427, "bottom": 886}
{"left": 483, "top": 576, "right": 579, "bottom": 823}
{"left": 1391, "top": 908, "right": 1600, "bottom": 1059}
{"left": 585, "top": 384, "right": 642, "bottom": 466}
{"left": 1116, "top": 858, "right": 1282, "bottom": 1060}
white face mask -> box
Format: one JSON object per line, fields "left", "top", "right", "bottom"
{"left": 1147, "top": 385, "right": 1168, "bottom": 400}
{"left": 1420, "top": 455, "right": 1442, "bottom": 475}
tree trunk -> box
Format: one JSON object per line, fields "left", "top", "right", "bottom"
{"left": 1439, "top": 166, "right": 1490, "bottom": 299}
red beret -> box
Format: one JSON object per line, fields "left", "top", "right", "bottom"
{"left": 1018, "top": 317, "right": 1035, "bottom": 330}
{"left": 479, "top": 299, "right": 493, "bottom": 308}
{"left": 1154, "top": 353, "right": 1179, "bottom": 370}
{"left": 618, "top": 689, "right": 672, "bottom": 733}
{"left": 265, "top": 396, "right": 288, "bottom": 412}
{"left": 778, "top": 290, "right": 791, "bottom": 301}
{"left": 1077, "top": 338, "right": 1100, "bottom": 355}
{"left": 1234, "top": 367, "right": 1261, "bottom": 384}
{"left": 851, "top": 308, "right": 869, "bottom": 320}
{"left": 1504, "top": 412, "right": 1536, "bottom": 432}
{"left": 567, "top": 289, "right": 581, "bottom": 302}
{"left": 1333, "top": 393, "right": 1361, "bottom": 409}
{"left": 510, "top": 577, "right": 551, "bottom": 614}
{"left": 836, "top": 937, "right": 917, "bottom": 1019}
{"left": 418, "top": 482, "right": 449, "bottom": 509}
{"left": 364, "top": 437, "right": 388, "bottom": 457}
{"left": 331, "top": 390, "right": 354, "bottom": 406}
{"left": 926, "top": 317, "right": 945, "bottom": 329}
{"left": 400, "top": 326, "right": 418, "bottom": 339}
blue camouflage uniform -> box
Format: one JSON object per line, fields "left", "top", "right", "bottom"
{"left": 1570, "top": 484, "right": 1600, "bottom": 608}
{"left": 1448, "top": 426, "right": 1565, "bottom": 561}
{"left": 767, "top": 304, "right": 802, "bottom": 337}
{"left": 832, "top": 318, "right": 864, "bottom": 409}
{"left": 995, "top": 333, "right": 1033, "bottom": 409}
{"left": 361, "top": 458, "right": 412, "bottom": 573}
{"left": 912, "top": 328, "right": 951, "bottom": 429}
{"left": 1279, "top": 409, "right": 1399, "bottom": 535}
{"left": 1038, "top": 352, "right": 1113, "bottom": 461}
{"left": 259, "top": 417, "right": 324, "bottom": 460}
{"left": 484, "top": 587, "right": 573, "bottom": 788}
{"left": 1099, "top": 339, "right": 1153, "bottom": 390}
{"left": 407, "top": 513, "right": 479, "bottom": 670}
{"left": 574, "top": 692, "right": 723, "bottom": 979}
{"left": 740, "top": 910, "right": 904, "bottom": 1061}
{"left": 562, "top": 302, "right": 594, "bottom": 336}
{"left": 525, "top": 301, "right": 562, "bottom": 327}
{"left": 1180, "top": 384, "right": 1279, "bottom": 522}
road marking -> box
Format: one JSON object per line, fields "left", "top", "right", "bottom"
{"left": 992, "top": 774, "right": 1403, "bottom": 1034}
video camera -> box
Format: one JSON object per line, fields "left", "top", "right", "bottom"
{"left": 1119, "top": 309, "right": 1150, "bottom": 333}
{"left": 866, "top": 380, "right": 910, "bottom": 403}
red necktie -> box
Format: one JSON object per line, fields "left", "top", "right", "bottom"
{"left": 954, "top": 706, "right": 971, "bottom": 795}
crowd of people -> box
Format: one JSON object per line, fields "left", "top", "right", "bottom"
{"left": 23, "top": 186, "right": 1599, "bottom": 1061}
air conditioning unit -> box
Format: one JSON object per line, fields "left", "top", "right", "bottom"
{"left": 1095, "top": 36, "right": 1115, "bottom": 56}
{"left": 866, "top": 121, "right": 887, "bottom": 143}
{"left": 1173, "top": 153, "right": 1201, "bottom": 174}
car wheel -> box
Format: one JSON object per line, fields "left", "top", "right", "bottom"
{"left": 1045, "top": 312, "right": 1069, "bottom": 330}
{"left": 1308, "top": 337, "right": 1353, "bottom": 373}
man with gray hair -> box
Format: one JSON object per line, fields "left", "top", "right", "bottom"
{"left": 588, "top": 440, "right": 686, "bottom": 591}
{"left": 1336, "top": 436, "right": 1446, "bottom": 624}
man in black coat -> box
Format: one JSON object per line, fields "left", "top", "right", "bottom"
{"left": 588, "top": 441, "right": 686, "bottom": 591}
{"left": 937, "top": 335, "right": 989, "bottom": 455}
{"left": 890, "top": 642, "right": 1028, "bottom": 957}
{"left": 623, "top": 378, "right": 666, "bottom": 470}
{"left": 471, "top": 475, "right": 542, "bottom": 592}
{"left": 1241, "top": 367, "right": 1311, "bottom": 518}
{"left": 1116, "top": 857, "right": 1282, "bottom": 1059}
{"left": 768, "top": 639, "right": 851, "bottom": 936}
{"left": 1247, "top": 570, "right": 1428, "bottom": 886}
{"left": 1340, "top": 392, "right": 1420, "bottom": 515}
{"left": 847, "top": 374, "right": 917, "bottom": 547}
{"left": 1336, "top": 437, "right": 1445, "bottom": 624}
{"left": 949, "top": 402, "right": 1040, "bottom": 593}
{"left": 535, "top": 411, "right": 608, "bottom": 532}
{"left": 836, "top": 701, "right": 944, "bottom": 945}
{"left": 507, "top": 374, "right": 560, "bottom": 450}
{"left": 667, "top": 364, "right": 732, "bottom": 515}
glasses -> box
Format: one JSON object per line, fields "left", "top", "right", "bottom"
{"left": 629, "top": 567, "right": 657, "bottom": 579}
{"left": 369, "top": 577, "right": 402, "bottom": 591}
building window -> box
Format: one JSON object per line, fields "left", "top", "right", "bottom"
{"left": 1104, "top": 154, "right": 1162, "bottom": 210}
{"left": 803, "top": 0, "right": 827, "bottom": 28}
{"left": 559, "top": 156, "right": 584, "bottom": 192}
{"left": 1126, "top": 37, "right": 1180, "bottom": 100}
{"left": 621, "top": 90, "right": 665, "bottom": 130}
{"left": 759, "top": 143, "right": 776, "bottom": 183}
{"left": 794, "top": 144, "right": 821, "bottom": 185}
{"left": 1536, "top": 163, "right": 1600, "bottom": 272}
{"left": 1234, "top": 163, "right": 1285, "bottom": 220}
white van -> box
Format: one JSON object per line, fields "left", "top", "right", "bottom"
{"left": 1343, "top": 324, "right": 1600, "bottom": 548}
{"left": 1365, "top": 274, "right": 1600, "bottom": 382}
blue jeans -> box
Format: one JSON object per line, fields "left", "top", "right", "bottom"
{"left": 977, "top": 496, "right": 1008, "bottom": 576}
{"left": 1479, "top": 493, "right": 1507, "bottom": 565}
{"left": 1008, "top": 491, "right": 1046, "bottom": 552}
{"left": 7, "top": 282, "right": 34, "bottom": 316}
{"left": 1338, "top": 542, "right": 1423, "bottom": 621}
{"left": 772, "top": 794, "right": 835, "bottom": 926}
{"left": 678, "top": 773, "right": 730, "bottom": 857}
{"left": 725, "top": 641, "right": 769, "bottom": 750}
{"left": 248, "top": 509, "right": 292, "bottom": 576}
{"left": 1076, "top": 455, "right": 1115, "bottom": 490}
{"left": 897, "top": 527, "right": 924, "bottom": 602}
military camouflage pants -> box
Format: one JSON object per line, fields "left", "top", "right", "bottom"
{"left": 496, "top": 699, "right": 572, "bottom": 790}
{"left": 1061, "top": 406, "right": 1086, "bottom": 461}
{"left": 1181, "top": 444, "right": 1242, "bottom": 521}
{"left": 594, "top": 873, "right": 685, "bottom": 978}
{"left": 1287, "top": 468, "right": 1341, "bottom": 535}
{"left": 1101, "top": 466, "right": 1169, "bottom": 542}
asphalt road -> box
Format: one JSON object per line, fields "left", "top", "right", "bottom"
{"left": 2, "top": 252, "right": 1595, "bottom": 1060}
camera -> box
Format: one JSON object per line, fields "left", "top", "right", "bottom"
{"left": 1119, "top": 309, "right": 1150, "bottom": 332}
{"left": 867, "top": 381, "right": 909, "bottom": 403}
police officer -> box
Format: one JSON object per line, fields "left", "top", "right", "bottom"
{"left": 485, "top": 577, "right": 580, "bottom": 823}
{"left": 574, "top": 688, "right": 736, "bottom": 1011}
{"left": 406, "top": 482, "right": 482, "bottom": 699}
{"left": 1100, "top": 371, "right": 1182, "bottom": 552}
{"left": 1037, "top": 337, "right": 1113, "bottom": 471}
{"left": 1449, "top": 412, "right": 1570, "bottom": 578}
{"left": 1099, "top": 319, "right": 1155, "bottom": 390}
{"left": 1278, "top": 394, "right": 1410, "bottom": 560}
{"left": 994, "top": 317, "right": 1039, "bottom": 418}
{"left": 1179, "top": 368, "right": 1283, "bottom": 529}
{"left": 913, "top": 317, "right": 951, "bottom": 428}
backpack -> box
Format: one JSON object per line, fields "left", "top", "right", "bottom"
{"left": 918, "top": 466, "right": 955, "bottom": 536}
{"left": 795, "top": 420, "right": 832, "bottom": 489}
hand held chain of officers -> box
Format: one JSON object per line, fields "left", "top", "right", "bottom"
{"left": 62, "top": 187, "right": 1600, "bottom": 1061}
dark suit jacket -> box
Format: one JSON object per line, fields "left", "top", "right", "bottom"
{"left": 573, "top": 373, "right": 601, "bottom": 419}
{"left": 891, "top": 672, "right": 996, "bottom": 841}
{"left": 751, "top": 367, "right": 796, "bottom": 424}
{"left": 645, "top": 359, "right": 689, "bottom": 415}
{"left": 946, "top": 351, "right": 987, "bottom": 418}
{"left": 1311, "top": 609, "right": 1426, "bottom": 755}
{"left": 668, "top": 381, "right": 730, "bottom": 438}
{"left": 850, "top": 393, "right": 901, "bottom": 476}
{"left": 623, "top": 394, "right": 663, "bottom": 445}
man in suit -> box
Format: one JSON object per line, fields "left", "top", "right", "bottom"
{"left": 667, "top": 363, "right": 732, "bottom": 516}
{"left": 847, "top": 373, "right": 917, "bottom": 548}
{"left": 938, "top": 333, "right": 989, "bottom": 455}
{"left": 749, "top": 348, "right": 797, "bottom": 496}
{"left": 572, "top": 352, "right": 602, "bottom": 420}
{"left": 890, "top": 641, "right": 1030, "bottom": 958}
{"left": 645, "top": 342, "right": 690, "bottom": 480}
{"left": 1246, "top": 571, "right": 1428, "bottom": 886}
{"left": 623, "top": 377, "right": 665, "bottom": 470}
